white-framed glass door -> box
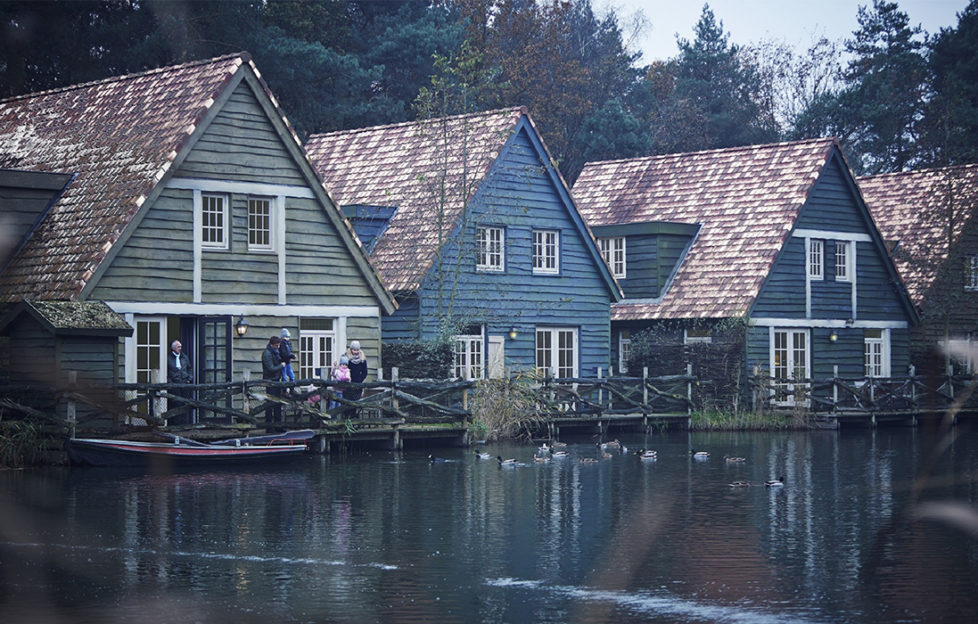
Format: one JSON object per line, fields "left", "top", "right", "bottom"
{"left": 536, "top": 327, "right": 578, "bottom": 378}
{"left": 770, "top": 328, "right": 809, "bottom": 405}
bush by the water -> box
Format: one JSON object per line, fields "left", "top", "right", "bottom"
{"left": 381, "top": 340, "right": 453, "bottom": 378}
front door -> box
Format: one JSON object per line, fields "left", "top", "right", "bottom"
{"left": 197, "top": 316, "right": 232, "bottom": 421}
{"left": 771, "top": 328, "right": 809, "bottom": 405}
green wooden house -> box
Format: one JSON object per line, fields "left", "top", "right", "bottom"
{"left": 0, "top": 54, "right": 395, "bottom": 421}
{"left": 860, "top": 163, "right": 978, "bottom": 371}
{"left": 305, "top": 108, "right": 621, "bottom": 379}
{"left": 573, "top": 139, "right": 918, "bottom": 405}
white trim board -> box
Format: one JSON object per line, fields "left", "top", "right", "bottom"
{"left": 106, "top": 302, "right": 380, "bottom": 318}
{"left": 165, "top": 177, "right": 316, "bottom": 199}
{"left": 750, "top": 317, "right": 907, "bottom": 329}
{"left": 792, "top": 229, "right": 872, "bottom": 243}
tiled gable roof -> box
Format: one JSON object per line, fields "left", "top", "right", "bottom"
{"left": 0, "top": 53, "right": 280, "bottom": 302}
{"left": 305, "top": 108, "right": 524, "bottom": 292}
{"left": 573, "top": 138, "right": 838, "bottom": 320}
{"left": 859, "top": 163, "right": 978, "bottom": 306}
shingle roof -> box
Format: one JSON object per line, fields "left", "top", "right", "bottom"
{"left": 305, "top": 108, "right": 525, "bottom": 292}
{"left": 0, "top": 300, "right": 132, "bottom": 336}
{"left": 0, "top": 53, "right": 280, "bottom": 302}
{"left": 573, "top": 138, "right": 838, "bottom": 320}
{"left": 859, "top": 163, "right": 978, "bottom": 307}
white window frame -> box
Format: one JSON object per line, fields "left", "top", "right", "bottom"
{"left": 618, "top": 330, "right": 631, "bottom": 374}
{"left": 599, "top": 237, "right": 626, "bottom": 278}
{"left": 835, "top": 241, "right": 852, "bottom": 282}
{"left": 808, "top": 239, "right": 823, "bottom": 281}
{"left": 299, "top": 323, "right": 335, "bottom": 380}
{"left": 477, "top": 226, "right": 505, "bottom": 272}
{"left": 967, "top": 255, "right": 978, "bottom": 291}
{"left": 770, "top": 328, "right": 810, "bottom": 406}
{"left": 945, "top": 334, "right": 976, "bottom": 374}
{"left": 864, "top": 328, "right": 890, "bottom": 378}
{"left": 200, "top": 193, "right": 229, "bottom": 250}
{"left": 454, "top": 333, "right": 484, "bottom": 380}
{"left": 535, "top": 327, "right": 578, "bottom": 378}
{"left": 684, "top": 328, "right": 712, "bottom": 344}
{"left": 532, "top": 229, "right": 560, "bottom": 275}
{"left": 248, "top": 196, "right": 274, "bottom": 252}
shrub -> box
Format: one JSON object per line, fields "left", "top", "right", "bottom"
{"left": 382, "top": 339, "right": 454, "bottom": 378}
{"left": 468, "top": 376, "right": 545, "bottom": 441}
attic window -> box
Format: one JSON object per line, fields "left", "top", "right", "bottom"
{"left": 835, "top": 241, "right": 852, "bottom": 282}
{"left": 808, "top": 239, "right": 823, "bottom": 281}
{"left": 599, "top": 237, "right": 626, "bottom": 278}
{"left": 533, "top": 230, "right": 559, "bottom": 274}
{"left": 200, "top": 193, "right": 229, "bottom": 249}
{"left": 967, "top": 255, "right": 978, "bottom": 291}
{"left": 248, "top": 197, "right": 273, "bottom": 251}
{"left": 477, "top": 226, "right": 504, "bottom": 272}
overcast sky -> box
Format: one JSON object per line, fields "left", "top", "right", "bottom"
{"left": 602, "top": 0, "right": 971, "bottom": 63}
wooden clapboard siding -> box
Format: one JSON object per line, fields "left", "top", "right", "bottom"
{"left": 621, "top": 234, "right": 659, "bottom": 297}
{"left": 177, "top": 83, "right": 306, "bottom": 186}
{"left": 392, "top": 124, "right": 612, "bottom": 374}
{"left": 752, "top": 237, "right": 806, "bottom": 317}
{"left": 794, "top": 157, "right": 866, "bottom": 233}
{"left": 855, "top": 240, "right": 907, "bottom": 320}
{"left": 381, "top": 295, "right": 420, "bottom": 342}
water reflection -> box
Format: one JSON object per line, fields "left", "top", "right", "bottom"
{"left": 1, "top": 428, "right": 977, "bottom": 623}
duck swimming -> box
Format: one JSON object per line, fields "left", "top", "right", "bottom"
{"left": 765, "top": 476, "right": 785, "bottom": 487}
{"left": 497, "top": 456, "right": 517, "bottom": 466}
{"left": 691, "top": 450, "right": 709, "bottom": 460}
{"left": 724, "top": 455, "right": 746, "bottom": 463}
{"left": 474, "top": 450, "right": 492, "bottom": 460}
{"left": 729, "top": 481, "right": 751, "bottom": 487}
{"left": 638, "top": 449, "right": 657, "bottom": 460}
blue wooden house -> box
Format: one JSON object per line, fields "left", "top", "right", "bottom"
{"left": 573, "top": 139, "right": 918, "bottom": 403}
{"left": 306, "top": 108, "right": 621, "bottom": 379}
{"left": 0, "top": 54, "right": 395, "bottom": 423}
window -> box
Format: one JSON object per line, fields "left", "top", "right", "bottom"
{"left": 536, "top": 327, "right": 577, "bottom": 378}
{"left": 533, "top": 230, "right": 559, "bottom": 274}
{"left": 864, "top": 328, "right": 890, "bottom": 378}
{"left": 299, "top": 319, "right": 335, "bottom": 380}
{"left": 454, "top": 334, "right": 484, "bottom": 380}
{"left": 771, "top": 328, "right": 809, "bottom": 405}
{"left": 808, "top": 239, "right": 823, "bottom": 280}
{"left": 477, "top": 226, "right": 504, "bottom": 271}
{"left": 201, "top": 193, "right": 229, "bottom": 249}
{"left": 618, "top": 330, "right": 631, "bottom": 374}
{"left": 684, "top": 328, "right": 712, "bottom": 344}
{"left": 248, "top": 197, "right": 273, "bottom": 251}
{"left": 835, "top": 241, "right": 852, "bottom": 282}
{"left": 945, "top": 334, "right": 975, "bottom": 374}
{"left": 967, "top": 255, "right": 978, "bottom": 291}
{"left": 599, "top": 237, "right": 626, "bottom": 278}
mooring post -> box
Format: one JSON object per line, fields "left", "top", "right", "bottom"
{"left": 833, "top": 365, "right": 839, "bottom": 407}
{"left": 686, "top": 363, "right": 693, "bottom": 416}
{"left": 643, "top": 367, "right": 649, "bottom": 410}
{"left": 392, "top": 367, "right": 400, "bottom": 415}
{"left": 597, "top": 367, "right": 604, "bottom": 415}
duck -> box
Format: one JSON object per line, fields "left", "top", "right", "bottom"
{"left": 765, "top": 476, "right": 785, "bottom": 487}
{"left": 538, "top": 443, "right": 551, "bottom": 454}
{"left": 690, "top": 450, "right": 709, "bottom": 459}
{"left": 497, "top": 456, "right": 518, "bottom": 466}
{"left": 729, "top": 481, "right": 751, "bottom": 487}
{"left": 723, "top": 455, "right": 746, "bottom": 463}
{"left": 474, "top": 450, "right": 492, "bottom": 460}
{"left": 550, "top": 441, "right": 568, "bottom": 450}
{"left": 534, "top": 455, "right": 551, "bottom": 463}
{"left": 579, "top": 457, "right": 599, "bottom": 464}
{"left": 600, "top": 450, "right": 613, "bottom": 460}
{"left": 599, "top": 440, "right": 622, "bottom": 450}
{"left": 638, "top": 449, "right": 657, "bottom": 459}
{"left": 428, "top": 454, "right": 448, "bottom": 463}
{"left": 551, "top": 450, "right": 569, "bottom": 458}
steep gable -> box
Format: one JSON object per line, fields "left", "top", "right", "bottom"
{"left": 574, "top": 139, "right": 837, "bottom": 319}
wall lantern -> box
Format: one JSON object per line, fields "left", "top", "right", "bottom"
{"left": 829, "top": 331, "right": 838, "bottom": 342}
{"left": 234, "top": 316, "right": 249, "bottom": 337}
{"left": 508, "top": 327, "right": 519, "bottom": 340}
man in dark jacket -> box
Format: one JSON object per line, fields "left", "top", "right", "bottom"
{"left": 262, "top": 336, "right": 285, "bottom": 426}
{"left": 167, "top": 340, "right": 194, "bottom": 425}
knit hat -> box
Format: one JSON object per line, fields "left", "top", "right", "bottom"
{"left": 349, "top": 340, "right": 361, "bottom": 350}
{"left": 339, "top": 355, "right": 350, "bottom": 365}
{"left": 281, "top": 328, "right": 291, "bottom": 338}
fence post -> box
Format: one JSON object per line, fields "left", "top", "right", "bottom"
{"left": 392, "top": 367, "right": 400, "bottom": 415}
{"left": 597, "top": 366, "right": 604, "bottom": 415}
{"left": 66, "top": 370, "right": 77, "bottom": 430}
{"left": 151, "top": 368, "right": 162, "bottom": 423}
{"left": 833, "top": 365, "right": 838, "bottom": 407}
{"left": 318, "top": 368, "right": 328, "bottom": 416}
{"left": 241, "top": 369, "right": 250, "bottom": 419}
{"left": 686, "top": 363, "right": 693, "bottom": 416}
{"left": 909, "top": 364, "right": 916, "bottom": 403}
{"left": 643, "top": 367, "right": 649, "bottom": 413}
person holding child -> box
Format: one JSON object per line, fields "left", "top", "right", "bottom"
{"left": 279, "top": 328, "right": 296, "bottom": 392}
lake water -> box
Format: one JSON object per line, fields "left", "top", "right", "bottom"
{"left": 2, "top": 426, "right": 977, "bottom": 623}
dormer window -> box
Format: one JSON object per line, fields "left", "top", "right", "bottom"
{"left": 477, "top": 226, "right": 504, "bottom": 272}
{"left": 599, "top": 237, "right": 626, "bottom": 278}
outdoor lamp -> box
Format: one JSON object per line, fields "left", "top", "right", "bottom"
{"left": 829, "top": 331, "right": 838, "bottom": 342}
{"left": 508, "top": 326, "right": 518, "bottom": 340}
{"left": 234, "top": 316, "right": 249, "bottom": 337}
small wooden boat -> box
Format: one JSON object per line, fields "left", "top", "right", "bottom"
{"left": 66, "top": 430, "right": 315, "bottom": 467}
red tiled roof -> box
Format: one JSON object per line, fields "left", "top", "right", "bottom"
{"left": 0, "top": 54, "right": 277, "bottom": 301}
{"left": 305, "top": 108, "right": 525, "bottom": 292}
{"left": 573, "top": 139, "right": 838, "bottom": 320}
{"left": 859, "top": 163, "right": 978, "bottom": 307}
